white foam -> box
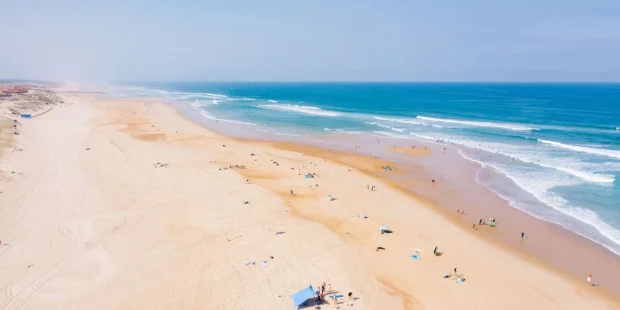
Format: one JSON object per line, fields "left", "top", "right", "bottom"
{"left": 537, "top": 164, "right": 614, "bottom": 183}
{"left": 199, "top": 110, "right": 255, "bottom": 126}
{"left": 268, "top": 100, "right": 278, "bottom": 103}
{"left": 409, "top": 132, "right": 439, "bottom": 141}
{"left": 204, "top": 92, "right": 228, "bottom": 98}
{"left": 241, "top": 98, "right": 256, "bottom": 101}
{"left": 275, "top": 132, "right": 302, "bottom": 137}
{"left": 334, "top": 129, "right": 361, "bottom": 134}
{"left": 538, "top": 139, "right": 620, "bottom": 160}
{"left": 391, "top": 127, "right": 405, "bottom": 133}
{"left": 560, "top": 207, "right": 620, "bottom": 254}
{"left": 462, "top": 150, "right": 620, "bottom": 255}
{"left": 374, "top": 116, "right": 422, "bottom": 125}
{"left": 438, "top": 136, "right": 615, "bottom": 184}
{"left": 258, "top": 104, "right": 341, "bottom": 117}
{"left": 417, "top": 116, "right": 536, "bottom": 131}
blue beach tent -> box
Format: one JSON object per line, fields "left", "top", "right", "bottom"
{"left": 290, "top": 285, "right": 316, "bottom": 309}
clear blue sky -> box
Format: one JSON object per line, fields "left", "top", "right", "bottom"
{"left": 1, "top": 0, "right": 620, "bottom": 82}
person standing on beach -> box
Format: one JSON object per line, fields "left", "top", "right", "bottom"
{"left": 454, "top": 267, "right": 458, "bottom": 275}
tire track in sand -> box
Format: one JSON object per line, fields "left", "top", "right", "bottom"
{"left": 2, "top": 212, "right": 140, "bottom": 309}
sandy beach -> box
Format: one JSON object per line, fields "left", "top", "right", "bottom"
{"left": 0, "top": 90, "right": 618, "bottom": 309}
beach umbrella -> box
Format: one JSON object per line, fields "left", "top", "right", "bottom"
{"left": 379, "top": 225, "right": 388, "bottom": 231}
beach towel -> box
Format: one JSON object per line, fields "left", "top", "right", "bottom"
{"left": 409, "top": 254, "right": 421, "bottom": 260}
{"left": 379, "top": 225, "right": 389, "bottom": 231}
{"left": 329, "top": 294, "right": 344, "bottom": 299}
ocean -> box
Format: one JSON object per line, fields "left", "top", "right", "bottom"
{"left": 112, "top": 82, "right": 620, "bottom": 255}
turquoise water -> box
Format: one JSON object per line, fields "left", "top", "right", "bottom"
{"left": 114, "top": 82, "right": 620, "bottom": 254}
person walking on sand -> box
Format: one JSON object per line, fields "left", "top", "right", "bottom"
{"left": 454, "top": 267, "right": 458, "bottom": 275}
{"left": 290, "top": 190, "right": 294, "bottom": 195}
{"left": 347, "top": 292, "right": 354, "bottom": 306}
{"left": 521, "top": 232, "right": 527, "bottom": 240}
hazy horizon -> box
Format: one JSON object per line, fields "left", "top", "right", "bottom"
{"left": 2, "top": 0, "right": 620, "bottom": 82}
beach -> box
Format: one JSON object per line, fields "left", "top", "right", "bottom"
{"left": 0, "top": 88, "right": 618, "bottom": 309}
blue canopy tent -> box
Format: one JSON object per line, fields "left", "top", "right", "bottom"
{"left": 290, "top": 285, "right": 316, "bottom": 309}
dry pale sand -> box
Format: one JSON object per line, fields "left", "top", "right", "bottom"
{"left": 0, "top": 92, "right": 618, "bottom": 310}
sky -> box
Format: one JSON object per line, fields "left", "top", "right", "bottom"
{"left": 1, "top": 0, "right": 620, "bottom": 82}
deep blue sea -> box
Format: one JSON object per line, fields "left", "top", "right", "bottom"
{"left": 113, "top": 82, "right": 620, "bottom": 255}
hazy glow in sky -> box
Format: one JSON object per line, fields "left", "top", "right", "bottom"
{"left": 1, "top": 0, "right": 620, "bottom": 82}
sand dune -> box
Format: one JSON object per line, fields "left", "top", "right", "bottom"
{"left": 0, "top": 92, "right": 617, "bottom": 309}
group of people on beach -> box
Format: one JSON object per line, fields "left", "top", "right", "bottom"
{"left": 315, "top": 282, "right": 354, "bottom": 307}
{"left": 472, "top": 217, "right": 497, "bottom": 229}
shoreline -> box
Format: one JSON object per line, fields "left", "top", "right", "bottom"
{"left": 169, "top": 97, "right": 620, "bottom": 297}
{"left": 1, "top": 91, "right": 618, "bottom": 309}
